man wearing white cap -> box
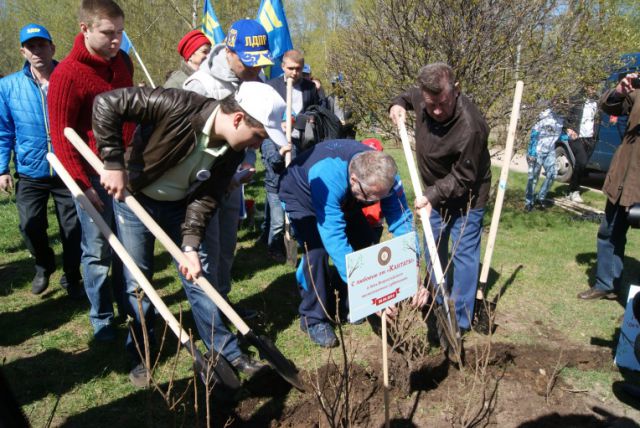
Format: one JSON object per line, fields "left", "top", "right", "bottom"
{"left": 92, "top": 81, "right": 287, "bottom": 387}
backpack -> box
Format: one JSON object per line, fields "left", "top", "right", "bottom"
{"left": 298, "top": 104, "right": 343, "bottom": 151}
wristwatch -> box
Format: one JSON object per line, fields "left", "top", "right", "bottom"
{"left": 181, "top": 245, "right": 199, "bottom": 253}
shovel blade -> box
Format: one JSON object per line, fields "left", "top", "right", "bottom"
{"left": 284, "top": 225, "right": 297, "bottom": 267}
{"left": 473, "top": 298, "right": 497, "bottom": 335}
{"left": 187, "top": 342, "right": 241, "bottom": 391}
{"left": 244, "top": 330, "right": 306, "bottom": 391}
{"left": 434, "top": 304, "right": 463, "bottom": 366}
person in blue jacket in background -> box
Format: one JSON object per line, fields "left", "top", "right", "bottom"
{"left": 524, "top": 106, "right": 568, "bottom": 212}
{"left": 278, "top": 139, "right": 416, "bottom": 347}
{"left": 0, "top": 24, "right": 82, "bottom": 297}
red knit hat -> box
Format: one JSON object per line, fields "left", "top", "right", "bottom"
{"left": 177, "top": 30, "right": 210, "bottom": 62}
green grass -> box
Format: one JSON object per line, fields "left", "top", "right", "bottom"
{"left": 1, "top": 147, "right": 639, "bottom": 425}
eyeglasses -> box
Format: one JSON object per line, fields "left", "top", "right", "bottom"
{"left": 355, "top": 179, "right": 378, "bottom": 203}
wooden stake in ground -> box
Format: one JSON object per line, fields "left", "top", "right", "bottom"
{"left": 382, "top": 312, "right": 390, "bottom": 428}
{"left": 475, "top": 80, "right": 524, "bottom": 333}
{"left": 283, "top": 77, "right": 298, "bottom": 266}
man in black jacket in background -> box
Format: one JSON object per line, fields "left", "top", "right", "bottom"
{"left": 267, "top": 49, "right": 321, "bottom": 152}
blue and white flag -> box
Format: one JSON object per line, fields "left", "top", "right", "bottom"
{"left": 119, "top": 31, "right": 156, "bottom": 88}
{"left": 203, "top": 0, "right": 225, "bottom": 44}
{"left": 257, "top": 0, "right": 293, "bottom": 79}
{"left": 120, "top": 31, "right": 132, "bottom": 53}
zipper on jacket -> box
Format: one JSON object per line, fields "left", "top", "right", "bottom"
{"left": 31, "top": 73, "right": 53, "bottom": 177}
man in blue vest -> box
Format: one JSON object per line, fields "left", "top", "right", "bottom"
{"left": 0, "top": 23, "right": 82, "bottom": 297}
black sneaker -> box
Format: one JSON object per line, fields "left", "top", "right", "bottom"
{"left": 230, "top": 354, "right": 267, "bottom": 376}
{"left": 536, "top": 199, "right": 552, "bottom": 210}
{"left": 524, "top": 203, "right": 533, "bottom": 213}
{"left": 31, "top": 272, "right": 50, "bottom": 295}
{"left": 129, "top": 363, "right": 150, "bottom": 388}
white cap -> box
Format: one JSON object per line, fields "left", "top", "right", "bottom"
{"left": 235, "top": 82, "right": 287, "bottom": 147}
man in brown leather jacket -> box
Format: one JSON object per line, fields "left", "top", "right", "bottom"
{"left": 578, "top": 73, "right": 640, "bottom": 301}
{"left": 93, "top": 81, "right": 287, "bottom": 386}
{"left": 389, "top": 62, "right": 491, "bottom": 334}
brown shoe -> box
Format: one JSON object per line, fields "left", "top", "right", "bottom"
{"left": 577, "top": 287, "right": 617, "bottom": 300}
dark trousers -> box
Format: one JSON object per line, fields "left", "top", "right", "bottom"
{"left": 595, "top": 200, "right": 631, "bottom": 293}
{"left": 15, "top": 175, "right": 81, "bottom": 279}
{"left": 569, "top": 137, "right": 595, "bottom": 192}
{"left": 291, "top": 208, "right": 375, "bottom": 327}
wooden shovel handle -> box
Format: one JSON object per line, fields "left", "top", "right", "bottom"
{"left": 285, "top": 77, "right": 293, "bottom": 166}
{"left": 397, "top": 123, "right": 446, "bottom": 286}
{"left": 397, "top": 123, "right": 456, "bottom": 333}
{"left": 47, "top": 152, "right": 192, "bottom": 345}
{"left": 63, "top": 128, "right": 251, "bottom": 335}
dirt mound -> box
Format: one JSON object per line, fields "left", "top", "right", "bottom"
{"left": 212, "top": 341, "right": 638, "bottom": 427}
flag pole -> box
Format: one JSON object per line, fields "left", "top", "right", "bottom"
{"left": 129, "top": 41, "right": 156, "bottom": 89}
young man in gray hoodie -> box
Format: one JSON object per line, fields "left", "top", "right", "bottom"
{"left": 182, "top": 19, "right": 274, "bottom": 318}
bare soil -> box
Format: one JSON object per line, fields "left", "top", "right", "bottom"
{"left": 210, "top": 335, "right": 640, "bottom": 428}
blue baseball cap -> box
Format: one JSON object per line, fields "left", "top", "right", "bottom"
{"left": 225, "top": 19, "right": 273, "bottom": 67}
{"left": 20, "top": 23, "right": 52, "bottom": 45}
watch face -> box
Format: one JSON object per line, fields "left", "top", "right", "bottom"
{"left": 196, "top": 169, "right": 211, "bottom": 181}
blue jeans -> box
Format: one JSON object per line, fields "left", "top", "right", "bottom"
{"left": 292, "top": 207, "right": 375, "bottom": 326}
{"left": 525, "top": 150, "right": 556, "bottom": 205}
{"left": 594, "top": 200, "right": 630, "bottom": 293}
{"left": 200, "top": 187, "right": 241, "bottom": 297}
{"left": 74, "top": 176, "right": 118, "bottom": 333}
{"left": 113, "top": 195, "right": 242, "bottom": 362}
{"left": 266, "top": 191, "right": 285, "bottom": 249}
{"left": 426, "top": 207, "right": 484, "bottom": 331}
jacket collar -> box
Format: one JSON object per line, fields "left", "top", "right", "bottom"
{"left": 190, "top": 98, "right": 220, "bottom": 134}
{"left": 68, "top": 32, "right": 118, "bottom": 70}
{"left": 22, "top": 59, "right": 58, "bottom": 80}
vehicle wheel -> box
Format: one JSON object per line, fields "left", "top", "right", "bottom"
{"left": 555, "top": 146, "right": 573, "bottom": 183}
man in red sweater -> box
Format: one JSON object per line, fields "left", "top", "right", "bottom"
{"left": 49, "top": 0, "right": 133, "bottom": 341}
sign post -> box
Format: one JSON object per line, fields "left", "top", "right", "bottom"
{"left": 346, "top": 232, "right": 418, "bottom": 427}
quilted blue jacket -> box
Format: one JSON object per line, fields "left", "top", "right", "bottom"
{"left": 0, "top": 61, "right": 57, "bottom": 178}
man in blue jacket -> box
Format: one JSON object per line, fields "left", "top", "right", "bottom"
{"left": 0, "top": 24, "right": 82, "bottom": 297}
{"left": 278, "top": 140, "right": 415, "bottom": 347}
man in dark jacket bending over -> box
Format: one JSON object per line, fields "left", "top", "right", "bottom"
{"left": 389, "top": 62, "right": 491, "bottom": 333}
{"left": 93, "top": 81, "right": 286, "bottom": 387}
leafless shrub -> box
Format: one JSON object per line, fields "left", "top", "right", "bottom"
{"left": 456, "top": 333, "right": 501, "bottom": 427}
{"left": 386, "top": 300, "right": 432, "bottom": 369}
{"left": 302, "top": 243, "right": 370, "bottom": 428}
{"left": 128, "top": 289, "right": 220, "bottom": 427}
{"left": 545, "top": 351, "right": 567, "bottom": 405}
